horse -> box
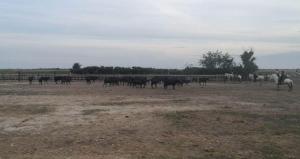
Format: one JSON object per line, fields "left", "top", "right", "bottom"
{"left": 235, "top": 74, "right": 242, "bottom": 83}
{"left": 256, "top": 75, "right": 265, "bottom": 86}
{"left": 224, "top": 73, "right": 241, "bottom": 83}
{"left": 249, "top": 74, "right": 264, "bottom": 86}
{"left": 270, "top": 74, "right": 293, "bottom": 91}
{"left": 224, "top": 73, "right": 234, "bottom": 83}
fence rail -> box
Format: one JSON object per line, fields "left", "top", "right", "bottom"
{"left": 0, "top": 73, "right": 225, "bottom": 81}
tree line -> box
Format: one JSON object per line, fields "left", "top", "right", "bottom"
{"left": 71, "top": 49, "right": 258, "bottom": 77}
{"left": 199, "top": 49, "right": 258, "bottom": 78}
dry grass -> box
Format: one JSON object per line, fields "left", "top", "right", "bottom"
{"left": 0, "top": 81, "right": 299, "bottom": 159}
{"left": 0, "top": 104, "right": 54, "bottom": 115}
{"left": 81, "top": 109, "right": 109, "bottom": 115}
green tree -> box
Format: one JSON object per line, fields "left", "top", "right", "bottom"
{"left": 71, "top": 63, "right": 81, "bottom": 74}
{"left": 240, "top": 49, "right": 258, "bottom": 77}
{"left": 199, "top": 50, "right": 235, "bottom": 71}
{"left": 220, "top": 53, "right": 235, "bottom": 70}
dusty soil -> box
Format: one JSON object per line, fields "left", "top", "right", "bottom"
{"left": 0, "top": 81, "right": 299, "bottom": 159}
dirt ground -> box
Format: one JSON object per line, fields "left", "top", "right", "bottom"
{"left": 0, "top": 80, "right": 299, "bottom": 159}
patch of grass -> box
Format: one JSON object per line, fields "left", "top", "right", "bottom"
{"left": 27, "top": 106, "right": 52, "bottom": 114}
{"left": 221, "top": 111, "right": 300, "bottom": 135}
{"left": 151, "top": 155, "right": 177, "bottom": 159}
{"left": 81, "top": 109, "right": 108, "bottom": 115}
{"left": 202, "top": 153, "right": 235, "bottom": 159}
{"left": 137, "top": 151, "right": 235, "bottom": 159}
{"left": 260, "top": 143, "right": 285, "bottom": 159}
{"left": 163, "top": 111, "right": 194, "bottom": 128}
{"left": 263, "top": 114, "right": 300, "bottom": 135}
{"left": 221, "top": 111, "right": 262, "bottom": 119}
{"left": 171, "top": 98, "right": 191, "bottom": 103}
{"left": 162, "top": 110, "right": 300, "bottom": 137}
{"left": 95, "top": 100, "right": 165, "bottom": 106}
{"left": 137, "top": 155, "right": 178, "bottom": 159}
{"left": 0, "top": 104, "right": 54, "bottom": 115}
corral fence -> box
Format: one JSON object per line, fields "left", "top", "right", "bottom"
{"left": 0, "top": 72, "right": 225, "bottom": 82}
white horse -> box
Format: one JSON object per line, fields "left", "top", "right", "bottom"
{"left": 224, "top": 73, "right": 234, "bottom": 83}
{"left": 249, "top": 74, "right": 264, "bottom": 86}
{"left": 249, "top": 74, "right": 254, "bottom": 81}
{"left": 224, "top": 73, "right": 242, "bottom": 83}
{"left": 270, "top": 74, "right": 293, "bottom": 91}
{"left": 236, "top": 74, "right": 242, "bottom": 82}
{"left": 256, "top": 75, "right": 265, "bottom": 86}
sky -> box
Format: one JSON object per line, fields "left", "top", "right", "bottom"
{"left": 0, "top": 0, "right": 300, "bottom": 69}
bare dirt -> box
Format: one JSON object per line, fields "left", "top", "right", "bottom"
{"left": 0, "top": 81, "right": 299, "bottom": 159}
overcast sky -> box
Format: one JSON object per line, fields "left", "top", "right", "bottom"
{"left": 0, "top": 0, "right": 300, "bottom": 69}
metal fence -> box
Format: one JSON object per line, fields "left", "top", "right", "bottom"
{"left": 0, "top": 73, "right": 225, "bottom": 81}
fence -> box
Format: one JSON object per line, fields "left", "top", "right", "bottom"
{"left": 0, "top": 73, "right": 225, "bottom": 81}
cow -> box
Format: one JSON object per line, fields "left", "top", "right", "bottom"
{"left": 198, "top": 77, "right": 209, "bottom": 87}
{"left": 85, "top": 76, "right": 98, "bottom": 84}
{"left": 28, "top": 76, "right": 35, "bottom": 85}
{"left": 150, "top": 76, "right": 163, "bottom": 88}
{"left": 54, "top": 76, "right": 72, "bottom": 84}
{"left": 61, "top": 76, "right": 72, "bottom": 84}
{"left": 120, "top": 76, "right": 130, "bottom": 86}
{"left": 103, "top": 77, "right": 120, "bottom": 86}
{"left": 163, "top": 77, "right": 182, "bottom": 90}
{"left": 54, "top": 76, "right": 63, "bottom": 84}
{"left": 38, "top": 77, "right": 50, "bottom": 85}
{"left": 130, "top": 77, "right": 147, "bottom": 88}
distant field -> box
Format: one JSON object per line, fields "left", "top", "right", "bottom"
{"left": 0, "top": 68, "right": 298, "bottom": 74}
{"left": 258, "top": 69, "right": 298, "bottom": 73}
{"left": 258, "top": 69, "right": 300, "bottom": 78}
{"left": 0, "top": 68, "right": 299, "bottom": 81}
{"left": 0, "top": 69, "right": 70, "bottom": 74}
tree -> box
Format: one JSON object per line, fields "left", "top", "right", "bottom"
{"left": 220, "top": 53, "right": 235, "bottom": 70}
{"left": 199, "top": 51, "right": 221, "bottom": 69}
{"left": 240, "top": 49, "right": 258, "bottom": 77}
{"left": 199, "top": 50, "right": 235, "bottom": 71}
{"left": 71, "top": 63, "right": 81, "bottom": 74}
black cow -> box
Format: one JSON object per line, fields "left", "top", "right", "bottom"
{"left": 85, "top": 76, "right": 98, "bottom": 84}
{"left": 54, "top": 76, "right": 72, "bottom": 84}
{"left": 39, "top": 77, "right": 50, "bottom": 85}
{"left": 198, "top": 77, "right": 209, "bottom": 87}
{"left": 120, "top": 76, "right": 130, "bottom": 86}
{"left": 54, "top": 76, "right": 63, "bottom": 84}
{"left": 163, "top": 77, "right": 182, "bottom": 90}
{"left": 103, "top": 77, "right": 120, "bottom": 86}
{"left": 61, "top": 76, "right": 72, "bottom": 84}
{"left": 150, "top": 76, "right": 163, "bottom": 88}
{"left": 130, "top": 77, "right": 147, "bottom": 88}
{"left": 182, "top": 78, "right": 191, "bottom": 85}
{"left": 28, "top": 76, "right": 34, "bottom": 85}
{"left": 176, "top": 77, "right": 191, "bottom": 87}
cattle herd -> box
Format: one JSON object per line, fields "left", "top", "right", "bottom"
{"left": 27, "top": 75, "right": 209, "bottom": 89}
{"left": 26, "top": 72, "right": 295, "bottom": 90}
